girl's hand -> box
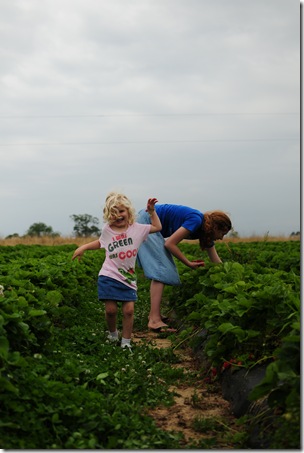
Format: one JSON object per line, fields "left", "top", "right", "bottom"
{"left": 72, "top": 247, "right": 84, "bottom": 262}
{"left": 189, "top": 259, "right": 205, "bottom": 269}
{"left": 146, "top": 197, "right": 158, "bottom": 215}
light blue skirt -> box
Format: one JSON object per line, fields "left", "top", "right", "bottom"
{"left": 136, "top": 210, "right": 181, "bottom": 286}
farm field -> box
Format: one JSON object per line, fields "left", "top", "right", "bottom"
{"left": 0, "top": 239, "right": 300, "bottom": 448}
{"left": 0, "top": 233, "right": 300, "bottom": 247}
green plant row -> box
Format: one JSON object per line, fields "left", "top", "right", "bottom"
{"left": 0, "top": 245, "right": 187, "bottom": 449}
{"left": 0, "top": 242, "right": 300, "bottom": 448}
{"left": 169, "top": 241, "right": 300, "bottom": 449}
{"left": 2, "top": 244, "right": 239, "bottom": 449}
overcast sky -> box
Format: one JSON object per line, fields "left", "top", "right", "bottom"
{"left": 0, "top": 0, "right": 300, "bottom": 238}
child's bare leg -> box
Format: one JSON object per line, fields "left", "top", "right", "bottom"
{"left": 121, "top": 301, "right": 134, "bottom": 339}
{"left": 105, "top": 300, "right": 118, "bottom": 332}
{"left": 148, "top": 280, "right": 168, "bottom": 329}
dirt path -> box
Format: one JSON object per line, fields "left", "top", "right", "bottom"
{"left": 133, "top": 331, "right": 242, "bottom": 448}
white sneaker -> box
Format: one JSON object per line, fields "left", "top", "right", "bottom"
{"left": 107, "top": 331, "right": 119, "bottom": 342}
{"left": 121, "top": 343, "right": 132, "bottom": 352}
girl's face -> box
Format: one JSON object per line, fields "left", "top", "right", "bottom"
{"left": 213, "top": 226, "right": 229, "bottom": 241}
{"left": 109, "top": 205, "right": 129, "bottom": 229}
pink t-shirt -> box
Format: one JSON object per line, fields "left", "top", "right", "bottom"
{"left": 98, "top": 222, "right": 151, "bottom": 290}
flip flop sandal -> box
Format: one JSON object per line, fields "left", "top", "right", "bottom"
{"left": 148, "top": 315, "right": 171, "bottom": 324}
{"left": 161, "top": 315, "right": 170, "bottom": 323}
{"left": 148, "top": 326, "right": 177, "bottom": 333}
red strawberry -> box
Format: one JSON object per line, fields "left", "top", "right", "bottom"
{"left": 193, "top": 259, "right": 205, "bottom": 267}
{"left": 211, "top": 367, "right": 217, "bottom": 376}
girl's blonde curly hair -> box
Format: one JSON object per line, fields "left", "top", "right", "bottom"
{"left": 199, "top": 210, "right": 232, "bottom": 249}
{"left": 103, "top": 192, "right": 136, "bottom": 225}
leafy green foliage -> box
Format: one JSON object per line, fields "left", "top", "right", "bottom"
{"left": 0, "top": 241, "right": 300, "bottom": 449}
{"left": 169, "top": 241, "right": 300, "bottom": 448}
{"left": 0, "top": 245, "right": 183, "bottom": 448}
{"left": 248, "top": 321, "right": 300, "bottom": 449}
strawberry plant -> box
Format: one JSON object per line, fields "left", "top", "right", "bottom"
{"left": 0, "top": 241, "right": 300, "bottom": 449}
{"left": 169, "top": 240, "right": 300, "bottom": 448}
{"left": 0, "top": 245, "right": 186, "bottom": 448}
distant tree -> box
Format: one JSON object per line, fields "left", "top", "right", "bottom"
{"left": 26, "top": 222, "right": 60, "bottom": 237}
{"left": 70, "top": 214, "right": 101, "bottom": 237}
{"left": 290, "top": 231, "right": 300, "bottom": 236}
{"left": 227, "top": 228, "right": 239, "bottom": 238}
{"left": 5, "top": 233, "right": 20, "bottom": 239}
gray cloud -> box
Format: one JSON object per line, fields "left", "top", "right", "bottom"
{"left": 0, "top": 0, "right": 300, "bottom": 237}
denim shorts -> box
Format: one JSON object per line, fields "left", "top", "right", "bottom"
{"left": 136, "top": 209, "right": 181, "bottom": 286}
{"left": 98, "top": 276, "right": 137, "bottom": 302}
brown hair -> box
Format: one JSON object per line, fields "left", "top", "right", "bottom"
{"left": 199, "top": 210, "right": 232, "bottom": 249}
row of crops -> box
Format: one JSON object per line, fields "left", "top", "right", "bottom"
{"left": 0, "top": 240, "right": 301, "bottom": 448}
{"left": 0, "top": 244, "right": 186, "bottom": 449}
{"left": 170, "top": 240, "right": 300, "bottom": 448}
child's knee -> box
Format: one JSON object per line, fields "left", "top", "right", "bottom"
{"left": 105, "top": 303, "right": 117, "bottom": 317}
{"left": 123, "top": 304, "right": 134, "bottom": 317}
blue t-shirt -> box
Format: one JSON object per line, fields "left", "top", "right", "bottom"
{"left": 155, "top": 204, "right": 204, "bottom": 239}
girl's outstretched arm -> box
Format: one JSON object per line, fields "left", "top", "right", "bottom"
{"left": 146, "top": 198, "right": 162, "bottom": 233}
{"left": 165, "top": 227, "right": 206, "bottom": 269}
{"left": 206, "top": 245, "right": 222, "bottom": 263}
{"left": 72, "top": 239, "right": 100, "bottom": 261}
{"left": 164, "top": 227, "right": 193, "bottom": 267}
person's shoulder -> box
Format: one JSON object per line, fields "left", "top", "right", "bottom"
{"left": 133, "top": 222, "right": 150, "bottom": 229}
{"left": 156, "top": 204, "right": 202, "bottom": 218}
{"left": 101, "top": 223, "right": 110, "bottom": 232}
{"left": 156, "top": 203, "right": 189, "bottom": 212}
{"left": 183, "top": 206, "right": 203, "bottom": 218}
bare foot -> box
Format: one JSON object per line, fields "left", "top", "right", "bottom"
{"left": 148, "top": 320, "right": 168, "bottom": 330}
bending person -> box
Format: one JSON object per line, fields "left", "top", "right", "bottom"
{"left": 137, "top": 203, "right": 232, "bottom": 332}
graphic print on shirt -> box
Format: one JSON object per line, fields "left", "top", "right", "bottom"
{"left": 118, "top": 267, "right": 137, "bottom": 285}
{"left": 108, "top": 232, "right": 138, "bottom": 285}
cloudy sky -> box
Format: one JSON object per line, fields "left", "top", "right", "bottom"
{"left": 0, "top": 0, "right": 300, "bottom": 238}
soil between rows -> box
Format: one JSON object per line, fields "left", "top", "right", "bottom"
{"left": 132, "top": 331, "right": 241, "bottom": 447}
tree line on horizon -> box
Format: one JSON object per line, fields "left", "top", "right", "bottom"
{"left": 5, "top": 214, "right": 101, "bottom": 239}
{"left": 4, "top": 215, "right": 300, "bottom": 240}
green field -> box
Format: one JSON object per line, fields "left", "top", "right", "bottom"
{"left": 0, "top": 241, "right": 300, "bottom": 448}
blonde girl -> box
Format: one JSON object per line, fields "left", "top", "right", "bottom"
{"left": 72, "top": 193, "right": 161, "bottom": 350}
